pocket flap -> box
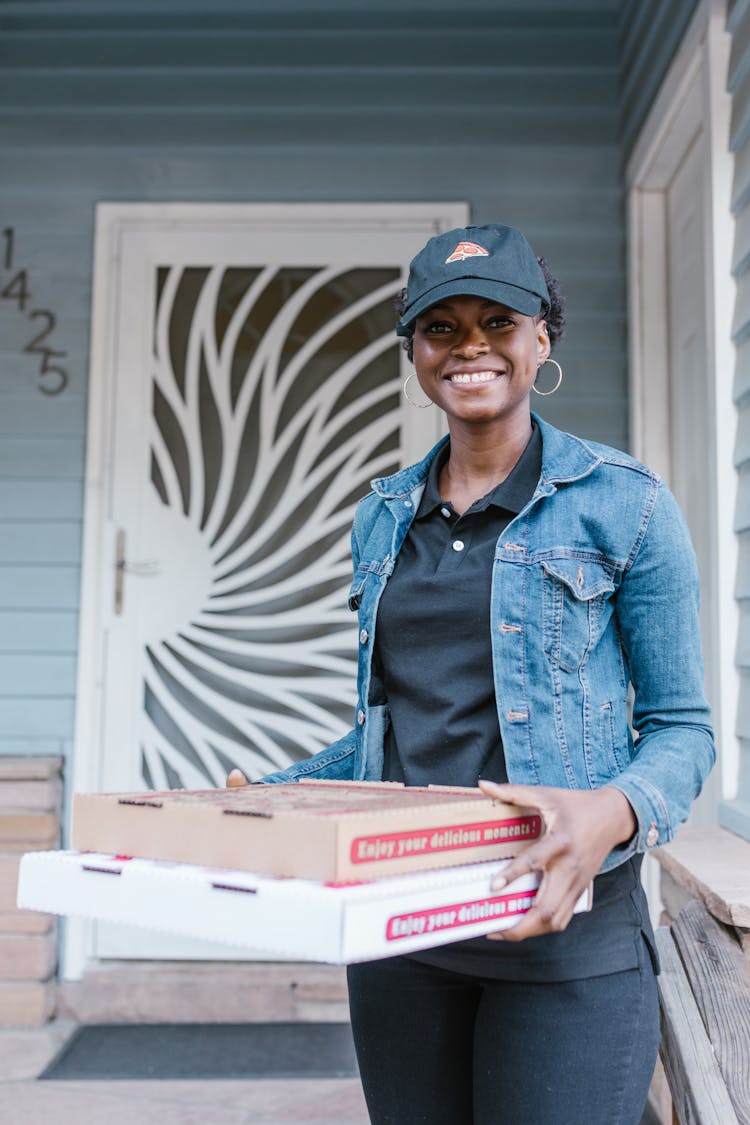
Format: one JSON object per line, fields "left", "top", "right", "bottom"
{"left": 542, "top": 558, "right": 615, "bottom": 600}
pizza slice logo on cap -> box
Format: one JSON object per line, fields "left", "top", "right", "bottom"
{"left": 445, "top": 241, "right": 490, "bottom": 263}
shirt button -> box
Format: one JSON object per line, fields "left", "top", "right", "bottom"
{"left": 441, "top": 507, "right": 451, "bottom": 518}
{"left": 404, "top": 500, "right": 412, "bottom": 508}
{"left": 646, "top": 824, "right": 659, "bottom": 847}
{"left": 452, "top": 540, "right": 465, "bottom": 552}
{"left": 357, "top": 709, "right": 365, "bottom": 726}
{"left": 359, "top": 629, "right": 368, "bottom": 645}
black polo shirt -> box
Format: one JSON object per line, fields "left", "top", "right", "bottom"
{"left": 374, "top": 423, "right": 657, "bottom": 981}
{"left": 378, "top": 423, "right": 542, "bottom": 788}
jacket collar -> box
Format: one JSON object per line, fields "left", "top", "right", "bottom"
{"left": 370, "top": 413, "right": 603, "bottom": 500}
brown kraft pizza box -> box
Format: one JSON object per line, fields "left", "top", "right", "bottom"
{"left": 71, "top": 779, "right": 544, "bottom": 881}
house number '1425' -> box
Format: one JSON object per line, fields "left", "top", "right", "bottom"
{"left": 1, "top": 227, "right": 69, "bottom": 395}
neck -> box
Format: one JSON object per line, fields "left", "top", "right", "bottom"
{"left": 440, "top": 413, "right": 533, "bottom": 505}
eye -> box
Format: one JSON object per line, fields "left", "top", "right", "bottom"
{"left": 422, "top": 319, "right": 454, "bottom": 335}
{"left": 485, "top": 315, "right": 515, "bottom": 329}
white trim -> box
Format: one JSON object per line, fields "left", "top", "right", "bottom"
{"left": 704, "top": 4, "right": 740, "bottom": 805}
{"left": 627, "top": 187, "right": 671, "bottom": 482}
{"left": 625, "top": 3, "right": 708, "bottom": 191}
{"left": 627, "top": 0, "right": 739, "bottom": 808}
{"left": 64, "top": 201, "right": 467, "bottom": 980}
{"left": 63, "top": 209, "right": 123, "bottom": 979}
{"left": 627, "top": 0, "right": 739, "bottom": 921}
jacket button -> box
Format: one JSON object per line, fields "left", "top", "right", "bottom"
{"left": 646, "top": 824, "right": 659, "bottom": 847}
{"left": 359, "top": 629, "right": 368, "bottom": 645}
{"left": 452, "top": 540, "right": 465, "bottom": 552}
{"left": 357, "top": 709, "right": 365, "bottom": 726}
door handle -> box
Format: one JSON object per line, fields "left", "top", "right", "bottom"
{"left": 114, "top": 529, "right": 160, "bottom": 614}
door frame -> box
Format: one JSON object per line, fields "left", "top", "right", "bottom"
{"left": 64, "top": 201, "right": 468, "bottom": 979}
{"left": 626, "top": 0, "right": 737, "bottom": 823}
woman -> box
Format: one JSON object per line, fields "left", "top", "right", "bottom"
{"left": 233, "top": 223, "right": 715, "bottom": 1124}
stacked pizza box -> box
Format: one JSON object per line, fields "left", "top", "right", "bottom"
{"left": 17, "top": 779, "right": 589, "bottom": 963}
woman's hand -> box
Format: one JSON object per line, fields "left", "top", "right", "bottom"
{"left": 226, "top": 768, "right": 249, "bottom": 788}
{"left": 477, "top": 780, "right": 637, "bottom": 942}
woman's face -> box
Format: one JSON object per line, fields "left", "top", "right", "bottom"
{"left": 411, "top": 294, "right": 550, "bottom": 429}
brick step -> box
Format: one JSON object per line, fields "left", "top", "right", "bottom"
{"left": 0, "top": 758, "right": 62, "bottom": 782}
{"left": 57, "top": 961, "right": 351, "bottom": 1024}
{"left": 0, "top": 981, "right": 55, "bottom": 1027}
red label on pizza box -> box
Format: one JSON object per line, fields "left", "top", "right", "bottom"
{"left": 350, "top": 815, "right": 542, "bottom": 865}
{"left": 385, "top": 888, "right": 539, "bottom": 941}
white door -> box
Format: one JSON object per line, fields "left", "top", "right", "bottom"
{"left": 70, "top": 203, "right": 466, "bottom": 967}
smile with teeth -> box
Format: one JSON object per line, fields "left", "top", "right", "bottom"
{"left": 448, "top": 370, "right": 501, "bottom": 384}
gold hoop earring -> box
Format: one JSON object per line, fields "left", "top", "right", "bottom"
{"left": 403, "top": 371, "right": 433, "bottom": 409}
{"left": 533, "top": 358, "right": 563, "bottom": 396}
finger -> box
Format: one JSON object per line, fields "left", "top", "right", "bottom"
{"left": 487, "top": 899, "right": 576, "bottom": 942}
{"left": 489, "top": 885, "right": 578, "bottom": 942}
{"left": 226, "top": 768, "right": 249, "bottom": 788}
{"left": 487, "top": 870, "right": 579, "bottom": 942}
{"left": 490, "top": 855, "right": 536, "bottom": 892}
{"left": 478, "top": 779, "right": 546, "bottom": 810}
{"left": 478, "top": 781, "right": 550, "bottom": 844}
{"left": 489, "top": 834, "right": 565, "bottom": 891}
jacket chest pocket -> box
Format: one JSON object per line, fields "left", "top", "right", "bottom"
{"left": 541, "top": 558, "right": 616, "bottom": 671}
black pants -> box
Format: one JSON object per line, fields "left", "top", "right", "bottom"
{"left": 347, "top": 949, "right": 660, "bottom": 1125}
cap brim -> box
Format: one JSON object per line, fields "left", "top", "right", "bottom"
{"left": 396, "top": 278, "right": 544, "bottom": 336}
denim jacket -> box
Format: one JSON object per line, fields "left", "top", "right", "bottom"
{"left": 262, "top": 414, "right": 715, "bottom": 871}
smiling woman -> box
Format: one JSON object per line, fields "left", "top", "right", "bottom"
{"left": 408, "top": 294, "right": 549, "bottom": 512}
{"left": 241, "top": 223, "right": 715, "bottom": 1125}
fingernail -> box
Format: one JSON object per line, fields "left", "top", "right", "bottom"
{"left": 491, "top": 877, "right": 507, "bottom": 891}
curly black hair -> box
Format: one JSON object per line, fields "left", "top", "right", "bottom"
{"left": 394, "top": 255, "right": 566, "bottom": 362}
{"left": 537, "top": 257, "right": 566, "bottom": 348}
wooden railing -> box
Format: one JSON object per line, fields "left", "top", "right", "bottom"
{"left": 655, "top": 899, "right": 750, "bottom": 1124}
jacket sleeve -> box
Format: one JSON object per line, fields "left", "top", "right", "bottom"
{"left": 606, "top": 479, "right": 715, "bottom": 853}
{"left": 257, "top": 514, "right": 363, "bottom": 785}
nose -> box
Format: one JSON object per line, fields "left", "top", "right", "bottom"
{"left": 452, "top": 325, "right": 488, "bottom": 359}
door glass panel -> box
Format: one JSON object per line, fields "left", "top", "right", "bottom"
{"left": 140, "top": 263, "right": 402, "bottom": 790}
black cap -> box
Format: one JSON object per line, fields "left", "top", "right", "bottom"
{"left": 397, "top": 224, "right": 550, "bottom": 336}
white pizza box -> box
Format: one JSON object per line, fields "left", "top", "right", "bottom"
{"left": 17, "top": 850, "right": 590, "bottom": 964}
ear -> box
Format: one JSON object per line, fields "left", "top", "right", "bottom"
{"left": 536, "top": 318, "right": 551, "bottom": 365}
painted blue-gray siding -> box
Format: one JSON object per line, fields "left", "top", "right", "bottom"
{"left": 619, "top": 0, "right": 702, "bottom": 157}
{"left": 722, "top": 0, "right": 750, "bottom": 840}
{"left": 0, "top": 0, "right": 625, "bottom": 757}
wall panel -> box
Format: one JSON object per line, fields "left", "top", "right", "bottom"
{"left": 0, "top": 611, "right": 78, "bottom": 653}
{"left": 0, "top": 0, "right": 623, "bottom": 757}
{"left": 726, "top": 0, "right": 750, "bottom": 835}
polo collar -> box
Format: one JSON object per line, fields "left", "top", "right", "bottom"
{"left": 370, "top": 413, "right": 603, "bottom": 500}
{"left": 416, "top": 422, "right": 542, "bottom": 519}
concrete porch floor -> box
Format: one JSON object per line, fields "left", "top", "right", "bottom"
{"left": 0, "top": 1020, "right": 667, "bottom": 1124}
{"left": 0, "top": 1021, "right": 370, "bottom": 1125}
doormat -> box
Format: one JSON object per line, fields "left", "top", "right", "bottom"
{"left": 39, "top": 1022, "right": 359, "bottom": 1080}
